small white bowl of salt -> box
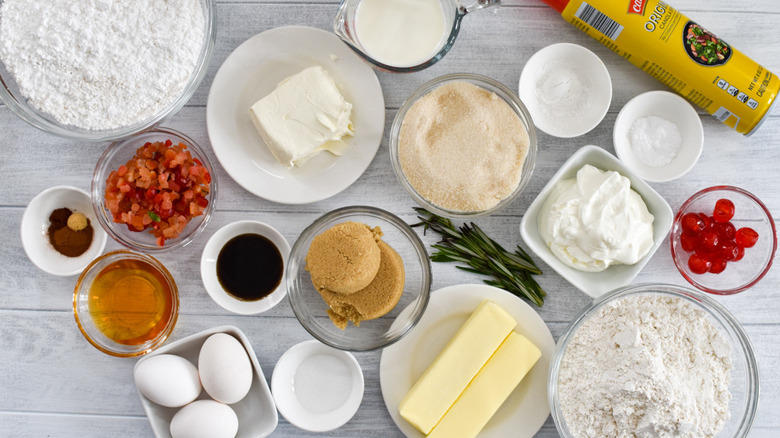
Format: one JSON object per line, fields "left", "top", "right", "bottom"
{"left": 613, "top": 90, "right": 703, "bottom": 183}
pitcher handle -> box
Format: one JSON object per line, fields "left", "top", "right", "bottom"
{"left": 459, "top": 0, "right": 500, "bottom": 14}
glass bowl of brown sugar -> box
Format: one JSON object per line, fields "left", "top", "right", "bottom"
{"left": 389, "top": 73, "right": 537, "bottom": 219}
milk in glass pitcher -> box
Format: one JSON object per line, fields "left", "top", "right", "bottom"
{"left": 334, "top": 0, "right": 500, "bottom": 73}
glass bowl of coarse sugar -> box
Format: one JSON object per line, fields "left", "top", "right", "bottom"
{"left": 549, "top": 284, "right": 759, "bottom": 438}
{"left": 0, "top": 0, "right": 216, "bottom": 142}
{"left": 389, "top": 73, "right": 537, "bottom": 219}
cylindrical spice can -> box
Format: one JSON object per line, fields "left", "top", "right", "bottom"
{"left": 542, "top": 0, "right": 779, "bottom": 135}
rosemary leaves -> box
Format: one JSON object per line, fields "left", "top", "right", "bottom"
{"left": 412, "top": 208, "right": 546, "bottom": 307}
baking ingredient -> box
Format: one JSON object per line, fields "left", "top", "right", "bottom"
{"left": 305, "top": 222, "right": 382, "bottom": 295}
{"left": 48, "top": 208, "right": 93, "bottom": 257}
{"left": 170, "top": 400, "right": 239, "bottom": 438}
{"left": 629, "top": 116, "right": 682, "bottom": 167}
{"left": 679, "top": 199, "right": 758, "bottom": 274}
{"left": 88, "top": 258, "right": 175, "bottom": 345}
{"left": 539, "top": 0, "right": 779, "bottom": 135}
{"left": 292, "top": 349, "right": 356, "bottom": 414}
{"left": 198, "top": 333, "right": 253, "bottom": 404}
{"left": 413, "top": 208, "right": 546, "bottom": 306}
{"left": 427, "top": 332, "right": 541, "bottom": 438}
{"left": 354, "top": 0, "right": 447, "bottom": 68}
{"left": 0, "top": 0, "right": 205, "bottom": 131}
{"left": 534, "top": 60, "right": 593, "bottom": 134}
{"left": 558, "top": 293, "right": 732, "bottom": 437}
{"left": 249, "top": 66, "right": 354, "bottom": 168}
{"left": 216, "top": 234, "right": 283, "bottom": 301}
{"left": 398, "top": 81, "right": 530, "bottom": 212}
{"left": 538, "top": 164, "right": 655, "bottom": 272}
{"left": 134, "top": 354, "right": 201, "bottom": 408}
{"left": 399, "top": 300, "right": 517, "bottom": 435}
{"left": 67, "top": 213, "right": 89, "bottom": 232}
{"left": 319, "top": 241, "right": 405, "bottom": 329}
{"left": 104, "top": 139, "right": 211, "bottom": 247}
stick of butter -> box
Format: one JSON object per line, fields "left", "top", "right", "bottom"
{"left": 249, "top": 65, "right": 354, "bottom": 168}
{"left": 426, "top": 331, "right": 541, "bottom": 438}
{"left": 399, "top": 300, "right": 517, "bottom": 435}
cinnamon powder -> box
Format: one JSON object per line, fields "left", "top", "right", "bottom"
{"left": 48, "top": 208, "right": 93, "bottom": 257}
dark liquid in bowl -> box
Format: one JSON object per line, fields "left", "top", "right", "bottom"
{"left": 217, "top": 233, "right": 283, "bottom": 301}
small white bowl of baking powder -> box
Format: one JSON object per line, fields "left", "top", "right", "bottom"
{"left": 613, "top": 90, "right": 704, "bottom": 182}
{"left": 518, "top": 43, "right": 612, "bottom": 138}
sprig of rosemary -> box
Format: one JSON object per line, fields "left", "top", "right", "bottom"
{"left": 412, "top": 207, "right": 547, "bottom": 307}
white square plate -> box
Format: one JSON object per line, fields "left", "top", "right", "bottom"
{"left": 134, "top": 326, "right": 278, "bottom": 438}
{"left": 519, "top": 145, "right": 673, "bottom": 298}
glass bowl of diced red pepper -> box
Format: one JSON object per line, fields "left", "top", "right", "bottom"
{"left": 671, "top": 186, "right": 776, "bottom": 295}
{"left": 92, "top": 127, "right": 217, "bottom": 253}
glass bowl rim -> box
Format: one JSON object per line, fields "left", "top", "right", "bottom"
{"left": 670, "top": 185, "right": 777, "bottom": 295}
{"left": 91, "top": 126, "right": 218, "bottom": 253}
{"left": 388, "top": 72, "right": 538, "bottom": 219}
{"left": 285, "top": 205, "right": 432, "bottom": 351}
{"left": 73, "top": 249, "right": 180, "bottom": 357}
{"left": 0, "top": 0, "right": 216, "bottom": 142}
{"left": 547, "top": 283, "right": 760, "bottom": 438}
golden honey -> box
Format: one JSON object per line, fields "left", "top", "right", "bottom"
{"left": 88, "top": 258, "right": 175, "bottom": 346}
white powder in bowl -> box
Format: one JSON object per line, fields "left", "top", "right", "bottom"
{"left": 558, "top": 294, "right": 732, "bottom": 438}
{"left": 629, "top": 116, "right": 682, "bottom": 167}
{"left": 398, "top": 81, "right": 530, "bottom": 213}
{"left": 0, "top": 0, "right": 205, "bottom": 131}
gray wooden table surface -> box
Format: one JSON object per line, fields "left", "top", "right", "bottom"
{"left": 1, "top": 1, "right": 779, "bottom": 437}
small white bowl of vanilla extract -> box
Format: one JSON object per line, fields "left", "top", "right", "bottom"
{"left": 200, "top": 220, "right": 290, "bottom": 315}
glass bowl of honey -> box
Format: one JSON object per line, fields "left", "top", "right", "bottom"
{"left": 73, "top": 250, "right": 179, "bottom": 357}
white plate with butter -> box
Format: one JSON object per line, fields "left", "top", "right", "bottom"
{"left": 206, "top": 26, "right": 385, "bottom": 204}
{"left": 380, "top": 284, "right": 554, "bottom": 438}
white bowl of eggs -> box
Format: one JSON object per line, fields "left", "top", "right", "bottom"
{"left": 133, "top": 326, "right": 277, "bottom": 438}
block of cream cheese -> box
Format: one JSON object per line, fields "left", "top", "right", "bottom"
{"left": 249, "top": 65, "right": 354, "bottom": 168}
{"left": 426, "top": 331, "right": 542, "bottom": 438}
{"left": 399, "top": 300, "right": 517, "bottom": 434}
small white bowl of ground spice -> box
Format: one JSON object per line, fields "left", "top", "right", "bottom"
{"left": 21, "top": 186, "right": 107, "bottom": 276}
{"left": 389, "top": 73, "right": 537, "bottom": 218}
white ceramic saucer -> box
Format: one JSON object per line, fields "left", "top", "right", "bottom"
{"left": 613, "top": 90, "right": 704, "bottom": 182}
{"left": 271, "top": 340, "right": 364, "bottom": 432}
{"left": 518, "top": 43, "right": 612, "bottom": 138}
{"left": 200, "top": 220, "right": 290, "bottom": 315}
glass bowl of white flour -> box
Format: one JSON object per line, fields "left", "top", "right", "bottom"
{"left": 0, "top": 0, "right": 216, "bottom": 141}
{"left": 549, "top": 284, "right": 759, "bottom": 438}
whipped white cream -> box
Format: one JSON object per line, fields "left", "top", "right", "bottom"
{"left": 249, "top": 66, "right": 354, "bottom": 168}
{"left": 538, "top": 164, "right": 654, "bottom": 272}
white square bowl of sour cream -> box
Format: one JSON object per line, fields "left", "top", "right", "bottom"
{"left": 519, "top": 145, "right": 673, "bottom": 298}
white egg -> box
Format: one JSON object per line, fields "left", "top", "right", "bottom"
{"left": 170, "top": 399, "right": 239, "bottom": 438}
{"left": 134, "top": 354, "right": 201, "bottom": 408}
{"left": 198, "top": 333, "right": 253, "bottom": 404}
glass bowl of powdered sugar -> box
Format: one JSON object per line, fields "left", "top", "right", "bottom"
{"left": 0, "top": 0, "right": 216, "bottom": 141}
{"left": 549, "top": 284, "right": 759, "bottom": 438}
{"left": 389, "top": 73, "right": 537, "bottom": 218}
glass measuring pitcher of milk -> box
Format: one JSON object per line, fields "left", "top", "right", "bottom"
{"left": 334, "top": 0, "right": 500, "bottom": 73}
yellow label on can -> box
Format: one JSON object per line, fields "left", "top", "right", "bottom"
{"left": 562, "top": 0, "right": 779, "bottom": 135}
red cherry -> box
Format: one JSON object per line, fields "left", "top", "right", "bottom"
{"left": 735, "top": 227, "right": 759, "bottom": 248}
{"left": 680, "top": 233, "right": 697, "bottom": 252}
{"left": 697, "top": 213, "right": 713, "bottom": 229}
{"left": 688, "top": 253, "right": 711, "bottom": 274}
{"left": 713, "top": 199, "right": 735, "bottom": 223}
{"left": 720, "top": 242, "right": 739, "bottom": 261}
{"left": 681, "top": 212, "right": 706, "bottom": 234}
{"left": 699, "top": 230, "right": 720, "bottom": 251}
{"left": 735, "top": 246, "right": 745, "bottom": 261}
{"left": 709, "top": 259, "right": 728, "bottom": 274}
{"left": 714, "top": 222, "right": 736, "bottom": 241}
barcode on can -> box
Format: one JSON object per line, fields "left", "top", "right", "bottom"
{"left": 575, "top": 3, "right": 624, "bottom": 40}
